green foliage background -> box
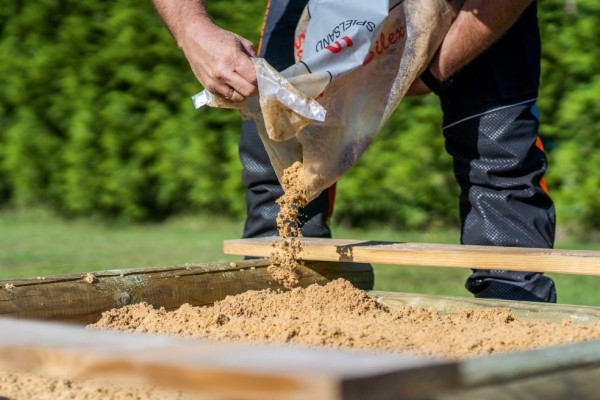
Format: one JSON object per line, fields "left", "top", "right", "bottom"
{"left": 0, "top": 1, "right": 598, "bottom": 232}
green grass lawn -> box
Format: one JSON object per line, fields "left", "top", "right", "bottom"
{"left": 2, "top": 208, "right": 600, "bottom": 306}
{"left": 0, "top": 208, "right": 243, "bottom": 278}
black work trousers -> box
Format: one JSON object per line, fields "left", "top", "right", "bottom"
{"left": 239, "top": 0, "right": 557, "bottom": 302}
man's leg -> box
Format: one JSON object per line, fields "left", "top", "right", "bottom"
{"left": 240, "top": 0, "right": 332, "bottom": 239}
{"left": 442, "top": 102, "right": 557, "bottom": 302}
{"left": 439, "top": 2, "right": 556, "bottom": 302}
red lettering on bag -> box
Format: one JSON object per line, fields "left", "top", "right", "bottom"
{"left": 295, "top": 33, "right": 306, "bottom": 61}
{"left": 325, "top": 42, "right": 343, "bottom": 53}
{"left": 363, "top": 25, "right": 406, "bottom": 66}
{"left": 325, "top": 36, "right": 353, "bottom": 54}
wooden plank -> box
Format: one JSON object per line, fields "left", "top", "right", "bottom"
{"left": 224, "top": 237, "right": 600, "bottom": 276}
{"left": 430, "top": 365, "right": 600, "bottom": 399}
{"left": 0, "top": 317, "right": 458, "bottom": 400}
{"left": 0, "top": 260, "right": 373, "bottom": 324}
{"left": 3, "top": 315, "right": 600, "bottom": 399}
{"left": 370, "top": 291, "right": 600, "bottom": 324}
{"left": 459, "top": 339, "right": 600, "bottom": 388}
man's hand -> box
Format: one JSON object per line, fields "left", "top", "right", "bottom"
{"left": 152, "top": 0, "right": 258, "bottom": 102}
{"left": 179, "top": 22, "right": 258, "bottom": 102}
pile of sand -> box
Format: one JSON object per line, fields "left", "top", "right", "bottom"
{"left": 91, "top": 279, "right": 600, "bottom": 360}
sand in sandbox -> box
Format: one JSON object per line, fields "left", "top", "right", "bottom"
{"left": 6, "top": 280, "right": 600, "bottom": 399}
{"left": 90, "top": 279, "right": 600, "bottom": 360}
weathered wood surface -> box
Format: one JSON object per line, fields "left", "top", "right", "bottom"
{"left": 371, "top": 291, "right": 600, "bottom": 324}
{"left": 0, "top": 317, "right": 458, "bottom": 400}
{"left": 4, "top": 255, "right": 598, "bottom": 326}
{"left": 433, "top": 364, "right": 600, "bottom": 400}
{"left": 224, "top": 237, "right": 600, "bottom": 276}
{"left": 459, "top": 339, "right": 600, "bottom": 388}
{"left": 3, "top": 316, "right": 600, "bottom": 399}
{"left": 0, "top": 260, "right": 373, "bottom": 324}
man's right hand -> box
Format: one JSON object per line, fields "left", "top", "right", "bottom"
{"left": 152, "top": 0, "right": 258, "bottom": 103}
{"left": 180, "top": 22, "right": 258, "bottom": 102}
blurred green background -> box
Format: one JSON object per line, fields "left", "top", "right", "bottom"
{"left": 1, "top": 1, "right": 600, "bottom": 305}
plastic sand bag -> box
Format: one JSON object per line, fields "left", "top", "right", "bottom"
{"left": 193, "top": 0, "right": 462, "bottom": 201}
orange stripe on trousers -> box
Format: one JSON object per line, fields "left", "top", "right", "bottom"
{"left": 535, "top": 136, "right": 550, "bottom": 194}
{"left": 257, "top": 1, "right": 272, "bottom": 56}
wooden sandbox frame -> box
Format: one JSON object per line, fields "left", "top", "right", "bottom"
{"left": 2, "top": 241, "right": 600, "bottom": 399}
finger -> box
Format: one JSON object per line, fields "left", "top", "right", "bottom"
{"left": 207, "top": 80, "right": 234, "bottom": 100}
{"left": 229, "top": 89, "right": 245, "bottom": 102}
{"left": 211, "top": 84, "right": 245, "bottom": 103}
{"left": 234, "top": 56, "right": 258, "bottom": 87}
{"left": 205, "top": 67, "right": 253, "bottom": 100}
{"left": 225, "top": 71, "right": 257, "bottom": 98}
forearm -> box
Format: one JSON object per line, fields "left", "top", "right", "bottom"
{"left": 431, "top": 0, "right": 534, "bottom": 80}
{"left": 152, "top": 0, "right": 214, "bottom": 49}
{"left": 151, "top": 0, "right": 257, "bottom": 101}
